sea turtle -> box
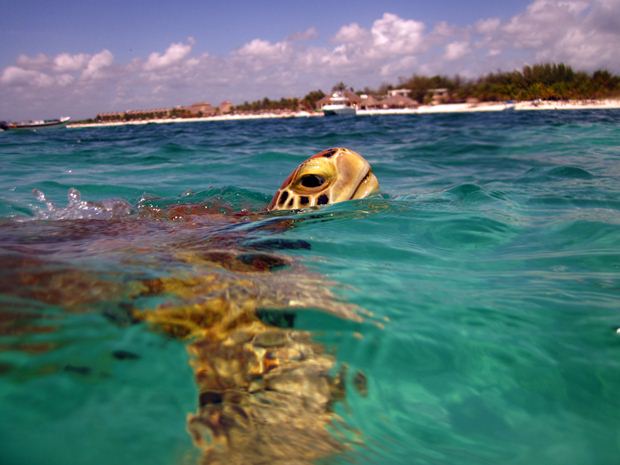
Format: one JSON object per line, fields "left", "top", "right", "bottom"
{"left": 0, "top": 147, "right": 380, "bottom": 464}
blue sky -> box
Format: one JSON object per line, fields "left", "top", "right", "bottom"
{"left": 0, "top": 1, "right": 529, "bottom": 61}
{"left": 1, "top": 0, "right": 618, "bottom": 119}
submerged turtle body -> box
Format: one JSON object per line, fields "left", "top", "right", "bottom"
{"left": 136, "top": 253, "right": 360, "bottom": 464}
{"left": 0, "top": 148, "right": 380, "bottom": 464}
{"left": 133, "top": 147, "right": 379, "bottom": 463}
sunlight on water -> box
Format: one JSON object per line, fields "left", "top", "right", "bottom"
{"left": 1, "top": 112, "right": 620, "bottom": 465}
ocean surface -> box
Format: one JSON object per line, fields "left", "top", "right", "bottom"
{"left": 1, "top": 111, "right": 619, "bottom": 465}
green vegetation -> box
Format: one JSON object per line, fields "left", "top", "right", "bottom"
{"left": 390, "top": 63, "right": 620, "bottom": 103}
{"left": 233, "top": 90, "right": 329, "bottom": 113}
{"left": 301, "top": 90, "right": 326, "bottom": 110}
{"left": 169, "top": 108, "right": 192, "bottom": 118}
{"left": 234, "top": 97, "right": 301, "bottom": 113}
{"left": 234, "top": 63, "right": 620, "bottom": 112}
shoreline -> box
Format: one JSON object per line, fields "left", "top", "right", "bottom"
{"left": 67, "top": 99, "right": 620, "bottom": 129}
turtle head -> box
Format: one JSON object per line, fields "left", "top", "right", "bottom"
{"left": 268, "top": 147, "right": 379, "bottom": 211}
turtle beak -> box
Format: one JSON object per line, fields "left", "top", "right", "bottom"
{"left": 350, "top": 169, "right": 379, "bottom": 200}
{"left": 329, "top": 149, "right": 379, "bottom": 203}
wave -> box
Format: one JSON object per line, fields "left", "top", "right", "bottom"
{"left": 9, "top": 186, "right": 271, "bottom": 222}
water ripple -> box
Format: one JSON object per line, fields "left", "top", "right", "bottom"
{"left": 2, "top": 111, "right": 620, "bottom": 465}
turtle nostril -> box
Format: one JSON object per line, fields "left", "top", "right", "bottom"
{"left": 299, "top": 174, "right": 325, "bottom": 188}
{"left": 278, "top": 190, "right": 289, "bottom": 206}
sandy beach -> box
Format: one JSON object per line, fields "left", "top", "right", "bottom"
{"left": 513, "top": 99, "right": 620, "bottom": 111}
{"left": 359, "top": 99, "right": 620, "bottom": 115}
{"left": 67, "top": 99, "right": 620, "bottom": 129}
{"left": 67, "top": 111, "right": 320, "bottom": 129}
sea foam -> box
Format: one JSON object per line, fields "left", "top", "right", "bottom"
{"left": 32, "top": 187, "right": 133, "bottom": 220}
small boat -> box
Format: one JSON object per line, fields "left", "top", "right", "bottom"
{"left": 322, "top": 92, "right": 357, "bottom": 116}
{"left": 503, "top": 100, "right": 516, "bottom": 111}
{"left": 1, "top": 116, "right": 71, "bottom": 131}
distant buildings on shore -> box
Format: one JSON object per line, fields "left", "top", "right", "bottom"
{"left": 315, "top": 87, "right": 453, "bottom": 111}
{"left": 96, "top": 100, "right": 233, "bottom": 122}
{"left": 317, "top": 89, "right": 420, "bottom": 110}
{"left": 95, "top": 88, "right": 454, "bottom": 123}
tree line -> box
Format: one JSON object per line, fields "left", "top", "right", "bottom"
{"left": 392, "top": 63, "right": 620, "bottom": 103}
{"left": 234, "top": 63, "right": 620, "bottom": 112}
{"left": 77, "top": 62, "right": 620, "bottom": 123}
{"left": 232, "top": 92, "right": 330, "bottom": 113}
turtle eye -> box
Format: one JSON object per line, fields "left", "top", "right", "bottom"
{"left": 299, "top": 174, "right": 325, "bottom": 188}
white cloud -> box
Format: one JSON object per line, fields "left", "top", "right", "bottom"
{"left": 502, "top": 0, "right": 575, "bottom": 48}
{"left": 434, "top": 21, "right": 457, "bottom": 37}
{"left": 587, "top": 0, "right": 620, "bottom": 34}
{"left": 495, "top": 0, "right": 619, "bottom": 69}
{"left": 371, "top": 13, "right": 425, "bottom": 54}
{"left": 325, "top": 12, "right": 428, "bottom": 77}
{"left": 380, "top": 56, "right": 417, "bottom": 77}
{"left": 81, "top": 50, "right": 114, "bottom": 79}
{"left": 236, "top": 38, "right": 289, "bottom": 57}
{"left": 1, "top": 49, "right": 113, "bottom": 91}
{"left": 553, "top": 0, "right": 590, "bottom": 14}
{"left": 56, "top": 74, "right": 75, "bottom": 86}
{"left": 288, "top": 27, "right": 318, "bottom": 41}
{"left": 144, "top": 40, "right": 193, "bottom": 70}
{"left": 16, "top": 53, "right": 49, "bottom": 69}
{"left": 475, "top": 18, "right": 501, "bottom": 35}
{"left": 0, "top": 66, "right": 53, "bottom": 87}
{"left": 332, "top": 12, "right": 426, "bottom": 57}
{"left": 54, "top": 53, "right": 88, "bottom": 72}
{"left": 444, "top": 41, "right": 470, "bottom": 61}
{"left": 334, "top": 23, "right": 367, "bottom": 43}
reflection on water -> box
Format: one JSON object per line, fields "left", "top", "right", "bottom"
{"left": 0, "top": 193, "right": 374, "bottom": 464}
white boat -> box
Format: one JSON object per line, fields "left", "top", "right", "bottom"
{"left": 322, "top": 92, "right": 357, "bottom": 116}
{"left": 0, "top": 116, "right": 71, "bottom": 130}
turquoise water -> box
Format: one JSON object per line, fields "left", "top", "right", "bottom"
{"left": 1, "top": 112, "right": 619, "bottom": 464}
